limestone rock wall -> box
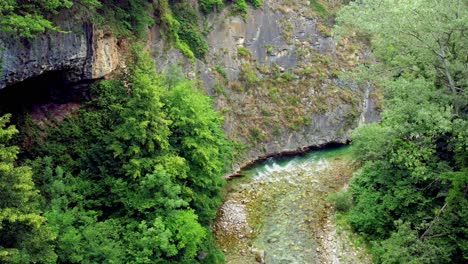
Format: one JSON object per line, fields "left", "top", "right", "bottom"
{"left": 150, "top": 0, "right": 380, "bottom": 169}
{"left": 0, "top": 0, "right": 380, "bottom": 172}
{"left": 0, "top": 22, "right": 119, "bottom": 90}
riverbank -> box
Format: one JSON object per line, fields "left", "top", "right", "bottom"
{"left": 214, "top": 147, "right": 371, "bottom": 263}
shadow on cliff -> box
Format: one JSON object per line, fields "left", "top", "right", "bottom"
{"left": 0, "top": 71, "right": 93, "bottom": 122}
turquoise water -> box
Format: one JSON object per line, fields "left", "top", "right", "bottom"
{"left": 244, "top": 146, "right": 351, "bottom": 178}
{"left": 221, "top": 146, "right": 352, "bottom": 264}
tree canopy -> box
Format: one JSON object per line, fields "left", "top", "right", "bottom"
{"left": 336, "top": 0, "right": 468, "bottom": 262}
{"left": 0, "top": 48, "right": 231, "bottom": 263}
{"left": 0, "top": 114, "right": 56, "bottom": 263}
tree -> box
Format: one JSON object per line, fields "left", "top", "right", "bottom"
{"left": 163, "top": 79, "right": 232, "bottom": 224}
{"left": 0, "top": 0, "right": 101, "bottom": 38}
{"left": 21, "top": 48, "right": 231, "bottom": 262}
{"left": 336, "top": 0, "right": 468, "bottom": 262}
{"left": 336, "top": 0, "right": 468, "bottom": 112}
{"left": 0, "top": 114, "right": 56, "bottom": 263}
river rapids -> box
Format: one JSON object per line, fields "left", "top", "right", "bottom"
{"left": 214, "top": 147, "right": 371, "bottom": 264}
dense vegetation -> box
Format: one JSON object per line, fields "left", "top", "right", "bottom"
{"left": 336, "top": 0, "right": 467, "bottom": 263}
{"left": 4, "top": 0, "right": 466, "bottom": 263}
{"left": 0, "top": 0, "right": 262, "bottom": 59}
{"left": 0, "top": 48, "right": 232, "bottom": 263}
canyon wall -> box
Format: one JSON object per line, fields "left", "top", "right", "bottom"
{"left": 0, "top": 0, "right": 380, "bottom": 171}
{"left": 0, "top": 20, "right": 119, "bottom": 90}
{"left": 151, "top": 0, "right": 380, "bottom": 169}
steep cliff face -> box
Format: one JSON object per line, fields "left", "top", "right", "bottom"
{"left": 0, "top": 21, "right": 119, "bottom": 90}
{"left": 151, "top": 0, "right": 380, "bottom": 169}
{"left": 0, "top": 0, "right": 380, "bottom": 170}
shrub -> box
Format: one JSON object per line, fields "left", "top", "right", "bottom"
{"left": 239, "top": 64, "right": 258, "bottom": 87}
{"left": 233, "top": 0, "right": 248, "bottom": 15}
{"left": 246, "top": 0, "right": 263, "bottom": 8}
{"left": 178, "top": 26, "right": 209, "bottom": 59}
{"left": 237, "top": 47, "right": 250, "bottom": 58}
{"left": 309, "top": 0, "right": 329, "bottom": 19}
{"left": 215, "top": 65, "right": 228, "bottom": 85}
{"left": 17, "top": 49, "right": 232, "bottom": 262}
{"left": 327, "top": 191, "right": 353, "bottom": 212}
{"left": 173, "top": 2, "right": 209, "bottom": 59}
{"left": 199, "top": 0, "right": 224, "bottom": 14}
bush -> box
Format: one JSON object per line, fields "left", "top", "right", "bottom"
{"left": 199, "top": 0, "right": 224, "bottom": 14}
{"left": 215, "top": 65, "right": 228, "bottom": 80}
{"left": 173, "top": 2, "right": 209, "bottom": 59}
{"left": 310, "top": 0, "right": 329, "bottom": 18}
{"left": 239, "top": 64, "right": 258, "bottom": 87}
{"left": 233, "top": 0, "right": 248, "bottom": 15}
{"left": 246, "top": 0, "right": 263, "bottom": 8}
{"left": 327, "top": 191, "right": 353, "bottom": 212}
{"left": 237, "top": 47, "right": 250, "bottom": 58}
{"left": 178, "top": 26, "right": 209, "bottom": 59}
{"left": 98, "top": 0, "right": 154, "bottom": 38}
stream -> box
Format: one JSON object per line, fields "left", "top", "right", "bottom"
{"left": 214, "top": 147, "right": 371, "bottom": 264}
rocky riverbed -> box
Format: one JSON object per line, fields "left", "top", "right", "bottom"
{"left": 214, "top": 147, "right": 372, "bottom": 264}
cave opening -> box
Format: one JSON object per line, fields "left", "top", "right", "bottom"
{"left": 0, "top": 71, "right": 94, "bottom": 123}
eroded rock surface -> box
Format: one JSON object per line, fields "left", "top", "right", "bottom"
{"left": 0, "top": 0, "right": 380, "bottom": 172}
{"left": 0, "top": 20, "right": 119, "bottom": 89}
{"left": 151, "top": 0, "right": 380, "bottom": 170}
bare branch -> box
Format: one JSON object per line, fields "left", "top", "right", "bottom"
{"left": 420, "top": 202, "right": 448, "bottom": 241}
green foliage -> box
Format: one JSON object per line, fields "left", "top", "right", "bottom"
{"left": 0, "top": 0, "right": 71, "bottom": 38}
{"left": 98, "top": 0, "right": 154, "bottom": 38}
{"left": 232, "top": 0, "right": 262, "bottom": 16}
{"left": 337, "top": 1, "right": 468, "bottom": 263}
{"left": 376, "top": 221, "right": 452, "bottom": 264}
{"left": 159, "top": 0, "right": 209, "bottom": 60}
{"left": 239, "top": 63, "right": 258, "bottom": 88}
{"left": 237, "top": 47, "right": 250, "bottom": 58}
{"left": 163, "top": 77, "right": 232, "bottom": 223}
{"left": 174, "top": 4, "right": 209, "bottom": 59}
{"left": 199, "top": 0, "right": 224, "bottom": 14}
{"left": 12, "top": 49, "right": 232, "bottom": 263}
{"left": 215, "top": 65, "right": 228, "bottom": 80}
{"left": 199, "top": 232, "right": 225, "bottom": 263}
{"left": 0, "top": 0, "right": 153, "bottom": 39}
{"left": 249, "top": 127, "right": 265, "bottom": 143}
{"left": 0, "top": 0, "right": 264, "bottom": 59}
{"left": 179, "top": 25, "right": 208, "bottom": 59}
{"left": 0, "top": 14, "right": 58, "bottom": 38}
{"left": 233, "top": 0, "right": 248, "bottom": 16}
{"left": 327, "top": 191, "right": 352, "bottom": 212}
{"left": 0, "top": 114, "right": 56, "bottom": 263}
{"left": 309, "top": 0, "right": 329, "bottom": 19}
{"left": 239, "top": 64, "right": 259, "bottom": 88}
{"left": 246, "top": 0, "right": 263, "bottom": 8}
{"left": 160, "top": 0, "right": 180, "bottom": 42}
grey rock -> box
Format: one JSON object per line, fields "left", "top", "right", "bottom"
{"left": 0, "top": 21, "right": 119, "bottom": 90}
{"left": 252, "top": 248, "right": 265, "bottom": 263}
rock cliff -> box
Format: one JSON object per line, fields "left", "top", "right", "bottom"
{"left": 0, "top": 20, "right": 119, "bottom": 90}
{"left": 0, "top": 0, "right": 380, "bottom": 171}
{"left": 151, "top": 0, "right": 380, "bottom": 170}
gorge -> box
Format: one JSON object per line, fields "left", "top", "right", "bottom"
{"left": 0, "top": 0, "right": 466, "bottom": 263}
{"left": 0, "top": 0, "right": 379, "bottom": 169}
